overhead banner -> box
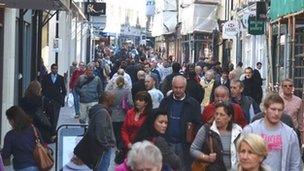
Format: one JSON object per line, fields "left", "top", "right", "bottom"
{"left": 222, "top": 20, "right": 239, "bottom": 39}
{"left": 146, "top": 0, "right": 155, "bottom": 16}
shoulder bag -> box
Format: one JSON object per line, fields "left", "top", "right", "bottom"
{"left": 191, "top": 125, "right": 214, "bottom": 171}
{"left": 32, "top": 125, "right": 54, "bottom": 171}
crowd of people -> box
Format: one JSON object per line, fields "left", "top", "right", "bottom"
{"left": 1, "top": 42, "right": 304, "bottom": 171}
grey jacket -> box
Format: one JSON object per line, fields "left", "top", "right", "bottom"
{"left": 88, "top": 104, "right": 116, "bottom": 149}
{"left": 243, "top": 119, "right": 302, "bottom": 171}
{"left": 76, "top": 75, "right": 103, "bottom": 103}
{"left": 110, "top": 88, "right": 133, "bottom": 122}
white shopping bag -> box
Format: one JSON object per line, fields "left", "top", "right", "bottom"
{"left": 67, "top": 93, "right": 74, "bottom": 107}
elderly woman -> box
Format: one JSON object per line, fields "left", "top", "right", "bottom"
{"left": 232, "top": 133, "right": 270, "bottom": 171}
{"left": 115, "top": 140, "right": 163, "bottom": 171}
{"left": 190, "top": 102, "right": 242, "bottom": 171}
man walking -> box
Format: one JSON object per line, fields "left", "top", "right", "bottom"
{"left": 145, "top": 74, "right": 164, "bottom": 108}
{"left": 76, "top": 65, "right": 103, "bottom": 124}
{"left": 42, "top": 63, "right": 66, "bottom": 135}
{"left": 243, "top": 93, "right": 302, "bottom": 171}
{"left": 159, "top": 75, "right": 201, "bottom": 171}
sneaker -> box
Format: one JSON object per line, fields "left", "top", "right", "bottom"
{"left": 74, "top": 114, "right": 80, "bottom": 119}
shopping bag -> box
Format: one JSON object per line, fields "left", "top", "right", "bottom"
{"left": 68, "top": 93, "right": 74, "bottom": 108}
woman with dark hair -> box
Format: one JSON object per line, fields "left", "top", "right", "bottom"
{"left": 20, "top": 80, "right": 52, "bottom": 143}
{"left": 134, "top": 108, "right": 181, "bottom": 171}
{"left": 190, "top": 102, "right": 242, "bottom": 171}
{"left": 121, "top": 91, "right": 152, "bottom": 149}
{"left": 1, "top": 106, "right": 39, "bottom": 171}
{"left": 116, "top": 91, "right": 152, "bottom": 164}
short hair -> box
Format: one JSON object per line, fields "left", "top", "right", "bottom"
{"left": 126, "top": 140, "right": 162, "bottom": 170}
{"left": 25, "top": 80, "right": 41, "bottom": 97}
{"left": 137, "top": 70, "right": 146, "bottom": 80}
{"left": 172, "top": 75, "right": 187, "bottom": 87}
{"left": 98, "top": 91, "right": 114, "bottom": 104}
{"left": 230, "top": 80, "right": 244, "bottom": 88}
{"left": 237, "top": 133, "right": 267, "bottom": 159}
{"left": 172, "top": 62, "right": 181, "bottom": 73}
{"left": 146, "top": 74, "right": 156, "bottom": 83}
{"left": 214, "top": 85, "right": 230, "bottom": 97}
{"left": 281, "top": 78, "right": 293, "bottom": 86}
{"left": 245, "top": 67, "right": 253, "bottom": 72}
{"left": 256, "top": 62, "right": 262, "bottom": 66}
{"left": 215, "top": 102, "right": 234, "bottom": 130}
{"left": 237, "top": 62, "right": 243, "bottom": 67}
{"left": 51, "top": 63, "right": 58, "bottom": 69}
{"left": 263, "top": 93, "right": 284, "bottom": 110}
{"left": 117, "top": 69, "right": 125, "bottom": 76}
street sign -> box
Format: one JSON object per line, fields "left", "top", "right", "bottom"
{"left": 248, "top": 17, "right": 264, "bottom": 35}
{"left": 222, "top": 20, "right": 239, "bottom": 39}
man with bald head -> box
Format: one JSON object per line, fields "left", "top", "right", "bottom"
{"left": 159, "top": 75, "right": 202, "bottom": 171}
{"left": 202, "top": 85, "right": 247, "bottom": 127}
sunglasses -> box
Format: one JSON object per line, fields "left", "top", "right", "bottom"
{"left": 283, "top": 85, "right": 293, "bottom": 88}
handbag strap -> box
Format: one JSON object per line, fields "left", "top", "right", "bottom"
{"left": 208, "top": 131, "right": 213, "bottom": 153}
{"left": 31, "top": 124, "right": 40, "bottom": 142}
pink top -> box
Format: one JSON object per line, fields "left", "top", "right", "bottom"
{"left": 115, "top": 160, "right": 130, "bottom": 171}
{"left": 281, "top": 94, "right": 303, "bottom": 132}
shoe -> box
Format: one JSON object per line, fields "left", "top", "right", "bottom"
{"left": 74, "top": 114, "right": 80, "bottom": 119}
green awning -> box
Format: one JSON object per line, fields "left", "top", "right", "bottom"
{"left": 270, "top": 0, "right": 304, "bottom": 20}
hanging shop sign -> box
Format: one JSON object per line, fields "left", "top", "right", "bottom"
{"left": 85, "top": 2, "right": 106, "bottom": 16}
{"left": 248, "top": 16, "right": 264, "bottom": 35}
{"left": 222, "top": 20, "right": 239, "bottom": 39}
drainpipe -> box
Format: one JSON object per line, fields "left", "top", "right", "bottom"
{"left": 55, "top": 11, "right": 59, "bottom": 65}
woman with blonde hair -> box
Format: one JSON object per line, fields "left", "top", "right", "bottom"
{"left": 233, "top": 133, "right": 271, "bottom": 171}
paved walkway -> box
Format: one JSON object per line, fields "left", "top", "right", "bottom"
{"left": 5, "top": 105, "right": 116, "bottom": 171}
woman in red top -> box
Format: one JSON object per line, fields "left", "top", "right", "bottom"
{"left": 121, "top": 91, "right": 152, "bottom": 149}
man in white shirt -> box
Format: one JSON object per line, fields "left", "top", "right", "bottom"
{"left": 145, "top": 74, "right": 164, "bottom": 108}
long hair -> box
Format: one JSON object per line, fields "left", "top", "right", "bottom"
{"left": 25, "top": 80, "right": 41, "bottom": 98}
{"left": 134, "top": 108, "right": 167, "bottom": 142}
{"left": 6, "top": 106, "right": 32, "bottom": 131}
{"left": 134, "top": 91, "right": 152, "bottom": 116}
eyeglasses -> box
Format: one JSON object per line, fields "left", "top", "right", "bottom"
{"left": 283, "top": 85, "right": 293, "bottom": 88}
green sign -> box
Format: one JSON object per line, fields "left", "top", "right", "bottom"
{"left": 270, "top": 0, "right": 304, "bottom": 20}
{"left": 248, "top": 17, "right": 264, "bottom": 35}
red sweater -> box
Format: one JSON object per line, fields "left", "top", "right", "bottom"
{"left": 121, "top": 108, "right": 148, "bottom": 147}
{"left": 202, "top": 102, "right": 247, "bottom": 128}
{"left": 69, "top": 69, "right": 85, "bottom": 89}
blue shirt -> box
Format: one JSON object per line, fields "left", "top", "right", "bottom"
{"left": 167, "top": 99, "right": 184, "bottom": 143}
{"left": 1, "top": 126, "right": 37, "bottom": 169}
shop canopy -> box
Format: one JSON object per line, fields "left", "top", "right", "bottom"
{"left": 180, "top": 3, "right": 219, "bottom": 34}
{"left": 270, "top": 0, "right": 304, "bottom": 20}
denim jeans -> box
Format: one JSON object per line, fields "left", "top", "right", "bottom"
{"left": 72, "top": 89, "right": 80, "bottom": 115}
{"left": 15, "top": 166, "right": 39, "bottom": 171}
{"left": 95, "top": 148, "right": 112, "bottom": 171}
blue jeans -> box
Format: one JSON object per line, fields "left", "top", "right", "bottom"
{"left": 15, "top": 166, "right": 39, "bottom": 171}
{"left": 72, "top": 89, "right": 80, "bottom": 115}
{"left": 96, "top": 148, "right": 112, "bottom": 171}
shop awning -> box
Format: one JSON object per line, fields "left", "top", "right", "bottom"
{"left": 270, "top": 0, "right": 304, "bottom": 20}
{"left": 181, "top": 3, "right": 219, "bottom": 35}
{"left": 0, "top": 0, "right": 70, "bottom": 11}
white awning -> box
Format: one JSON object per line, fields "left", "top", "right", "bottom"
{"left": 181, "top": 3, "right": 219, "bottom": 34}
{"left": 0, "top": 0, "right": 70, "bottom": 11}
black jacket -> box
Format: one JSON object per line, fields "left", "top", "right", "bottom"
{"left": 159, "top": 94, "right": 202, "bottom": 144}
{"left": 186, "top": 79, "right": 205, "bottom": 104}
{"left": 20, "top": 96, "right": 52, "bottom": 143}
{"left": 41, "top": 73, "right": 67, "bottom": 105}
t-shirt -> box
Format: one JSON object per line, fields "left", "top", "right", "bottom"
{"left": 220, "top": 132, "right": 231, "bottom": 169}
{"left": 243, "top": 119, "right": 283, "bottom": 171}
